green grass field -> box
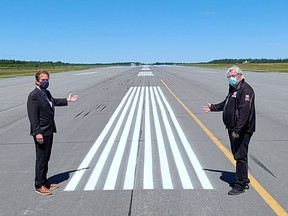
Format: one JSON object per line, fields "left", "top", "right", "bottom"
{"left": 1, "top": 63, "right": 288, "bottom": 78}
{"left": 186, "top": 63, "right": 288, "bottom": 72}
{"left": 0, "top": 65, "right": 103, "bottom": 78}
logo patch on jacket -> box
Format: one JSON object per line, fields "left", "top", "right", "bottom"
{"left": 245, "top": 95, "right": 250, "bottom": 101}
{"left": 232, "top": 92, "right": 237, "bottom": 98}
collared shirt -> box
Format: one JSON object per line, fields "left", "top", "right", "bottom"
{"left": 37, "top": 86, "right": 52, "bottom": 107}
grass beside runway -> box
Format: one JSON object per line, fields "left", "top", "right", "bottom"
{"left": 0, "top": 65, "right": 104, "bottom": 78}
{"left": 184, "top": 63, "right": 288, "bottom": 73}
{"left": 1, "top": 63, "right": 288, "bottom": 78}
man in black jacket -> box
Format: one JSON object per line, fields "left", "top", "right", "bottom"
{"left": 27, "top": 70, "right": 77, "bottom": 195}
{"left": 203, "top": 66, "right": 255, "bottom": 195}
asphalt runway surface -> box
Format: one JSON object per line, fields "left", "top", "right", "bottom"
{"left": 0, "top": 65, "right": 287, "bottom": 216}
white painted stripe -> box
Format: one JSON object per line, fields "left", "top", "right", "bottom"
{"left": 84, "top": 87, "right": 137, "bottom": 190}
{"left": 137, "top": 72, "right": 154, "bottom": 76}
{"left": 141, "top": 66, "right": 150, "bottom": 71}
{"left": 144, "top": 87, "right": 153, "bottom": 189}
{"left": 74, "top": 72, "right": 99, "bottom": 75}
{"left": 64, "top": 88, "right": 133, "bottom": 191}
{"left": 150, "top": 87, "right": 173, "bottom": 189}
{"left": 104, "top": 87, "right": 141, "bottom": 190}
{"left": 157, "top": 87, "right": 213, "bottom": 189}
{"left": 66, "top": 85, "right": 213, "bottom": 191}
{"left": 153, "top": 87, "right": 193, "bottom": 189}
{"left": 124, "top": 87, "right": 144, "bottom": 189}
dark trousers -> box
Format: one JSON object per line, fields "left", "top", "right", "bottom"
{"left": 34, "top": 134, "right": 53, "bottom": 188}
{"left": 228, "top": 130, "right": 253, "bottom": 186}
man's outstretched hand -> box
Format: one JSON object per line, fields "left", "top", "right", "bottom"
{"left": 67, "top": 94, "right": 78, "bottom": 102}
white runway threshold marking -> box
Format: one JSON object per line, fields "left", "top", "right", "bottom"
{"left": 64, "top": 86, "right": 212, "bottom": 191}
{"left": 137, "top": 71, "right": 154, "bottom": 76}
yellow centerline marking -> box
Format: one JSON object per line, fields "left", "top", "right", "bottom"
{"left": 161, "top": 79, "right": 287, "bottom": 216}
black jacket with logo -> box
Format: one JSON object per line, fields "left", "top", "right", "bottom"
{"left": 210, "top": 79, "right": 256, "bottom": 134}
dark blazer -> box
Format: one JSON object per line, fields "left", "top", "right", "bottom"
{"left": 27, "top": 87, "right": 68, "bottom": 136}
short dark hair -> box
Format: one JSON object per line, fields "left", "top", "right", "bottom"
{"left": 35, "top": 70, "right": 49, "bottom": 81}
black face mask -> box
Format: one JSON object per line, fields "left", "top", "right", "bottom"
{"left": 40, "top": 80, "right": 49, "bottom": 90}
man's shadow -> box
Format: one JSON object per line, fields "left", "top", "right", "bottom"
{"left": 48, "top": 167, "right": 89, "bottom": 184}
{"left": 204, "top": 168, "right": 236, "bottom": 185}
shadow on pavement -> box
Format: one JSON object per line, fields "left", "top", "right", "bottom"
{"left": 48, "top": 167, "right": 89, "bottom": 184}
{"left": 204, "top": 168, "right": 236, "bottom": 185}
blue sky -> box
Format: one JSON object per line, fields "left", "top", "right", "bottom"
{"left": 1, "top": 0, "right": 287, "bottom": 63}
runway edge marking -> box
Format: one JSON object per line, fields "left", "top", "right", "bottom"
{"left": 160, "top": 79, "right": 288, "bottom": 216}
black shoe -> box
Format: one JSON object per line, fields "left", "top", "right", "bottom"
{"left": 229, "top": 178, "right": 250, "bottom": 190}
{"left": 228, "top": 184, "right": 245, "bottom": 195}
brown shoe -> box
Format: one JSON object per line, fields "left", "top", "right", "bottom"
{"left": 46, "top": 183, "right": 59, "bottom": 189}
{"left": 35, "top": 186, "right": 52, "bottom": 195}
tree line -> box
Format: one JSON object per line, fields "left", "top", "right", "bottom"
{"left": 207, "top": 58, "right": 288, "bottom": 64}
{"left": 0, "top": 59, "right": 143, "bottom": 68}
{"left": 1, "top": 58, "right": 288, "bottom": 67}
{"left": 0, "top": 59, "right": 71, "bottom": 69}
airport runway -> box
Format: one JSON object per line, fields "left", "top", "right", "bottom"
{"left": 0, "top": 65, "right": 287, "bottom": 216}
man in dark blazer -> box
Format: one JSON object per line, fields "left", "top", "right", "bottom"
{"left": 27, "top": 70, "right": 77, "bottom": 195}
